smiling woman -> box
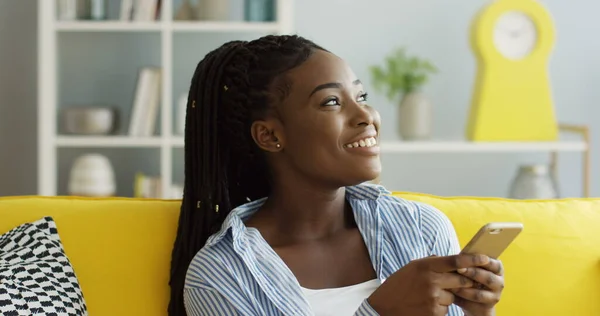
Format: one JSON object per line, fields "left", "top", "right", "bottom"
{"left": 168, "top": 35, "right": 505, "bottom": 316}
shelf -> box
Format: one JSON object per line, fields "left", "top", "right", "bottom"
{"left": 54, "top": 137, "right": 586, "bottom": 153}
{"left": 171, "top": 21, "right": 280, "bottom": 32}
{"left": 38, "top": 0, "right": 295, "bottom": 197}
{"left": 55, "top": 21, "right": 163, "bottom": 32}
{"left": 381, "top": 141, "right": 587, "bottom": 153}
{"left": 169, "top": 138, "right": 586, "bottom": 152}
{"left": 171, "top": 137, "right": 185, "bottom": 147}
{"left": 56, "top": 136, "right": 163, "bottom": 147}
{"left": 54, "top": 21, "right": 281, "bottom": 33}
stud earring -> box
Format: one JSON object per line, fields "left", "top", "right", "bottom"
{"left": 276, "top": 143, "right": 281, "bottom": 149}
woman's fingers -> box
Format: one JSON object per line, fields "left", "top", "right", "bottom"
{"left": 427, "top": 254, "right": 490, "bottom": 273}
{"left": 437, "top": 289, "right": 455, "bottom": 306}
{"left": 435, "top": 271, "right": 475, "bottom": 289}
{"left": 452, "top": 287, "right": 501, "bottom": 305}
{"left": 482, "top": 258, "right": 504, "bottom": 276}
{"left": 458, "top": 267, "right": 504, "bottom": 291}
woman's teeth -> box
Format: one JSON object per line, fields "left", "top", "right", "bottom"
{"left": 345, "top": 137, "right": 378, "bottom": 148}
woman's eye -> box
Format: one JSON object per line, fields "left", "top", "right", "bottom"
{"left": 357, "top": 92, "right": 369, "bottom": 103}
{"left": 322, "top": 97, "right": 341, "bottom": 106}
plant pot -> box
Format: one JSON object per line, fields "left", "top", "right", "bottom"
{"left": 398, "top": 92, "right": 432, "bottom": 140}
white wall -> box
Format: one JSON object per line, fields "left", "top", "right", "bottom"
{"left": 0, "top": 0, "right": 597, "bottom": 197}
{"left": 0, "top": 0, "right": 37, "bottom": 196}
{"left": 293, "top": 0, "right": 599, "bottom": 198}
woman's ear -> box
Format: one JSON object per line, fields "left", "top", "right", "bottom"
{"left": 251, "top": 119, "right": 285, "bottom": 152}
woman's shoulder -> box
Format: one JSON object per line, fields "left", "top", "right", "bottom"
{"left": 381, "top": 192, "right": 447, "bottom": 216}
{"left": 362, "top": 183, "right": 440, "bottom": 213}
{"left": 370, "top": 186, "right": 454, "bottom": 234}
{"left": 374, "top": 189, "right": 459, "bottom": 255}
{"left": 185, "top": 233, "right": 241, "bottom": 287}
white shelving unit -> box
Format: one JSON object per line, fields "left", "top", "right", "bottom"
{"left": 38, "top": 0, "right": 294, "bottom": 197}
{"left": 38, "top": 0, "right": 590, "bottom": 198}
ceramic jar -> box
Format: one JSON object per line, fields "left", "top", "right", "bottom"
{"left": 68, "top": 154, "right": 116, "bottom": 197}
{"left": 398, "top": 92, "right": 432, "bottom": 140}
{"left": 508, "top": 164, "right": 559, "bottom": 199}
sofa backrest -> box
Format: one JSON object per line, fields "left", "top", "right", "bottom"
{"left": 1, "top": 196, "right": 180, "bottom": 316}
{"left": 2, "top": 193, "right": 600, "bottom": 316}
{"left": 400, "top": 192, "right": 600, "bottom": 316}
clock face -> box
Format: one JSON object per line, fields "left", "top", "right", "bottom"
{"left": 493, "top": 11, "right": 538, "bottom": 60}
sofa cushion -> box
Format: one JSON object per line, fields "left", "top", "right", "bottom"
{"left": 0, "top": 216, "right": 87, "bottom": 315}
{"left": 0, "top": 196, "right": 179, "bottom": 316}
{"left": 394, "top": 192, "right": 600, "bottom": 316}
{"left": 2, "top": 194, "right": 600, "bottom": 316}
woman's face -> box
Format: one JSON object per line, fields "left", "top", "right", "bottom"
{"left": 257, "top": 50, "right": 382, "bottom": 187}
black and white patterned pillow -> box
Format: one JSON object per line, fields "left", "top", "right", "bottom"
{"left": 0, "top": 216, "right": 87, "bottom": 315}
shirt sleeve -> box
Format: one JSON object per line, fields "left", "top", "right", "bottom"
{"left": 354, "top": 299, "right": 380, "bottom": 316}
{"left": 417, "top": 202, "right": 466, "bottom": 316}
{"left": 353, "top": 297, "right": 464, "bottom": 316}
{"left": 184, "top": 286, "right": 241, "bottom": 316}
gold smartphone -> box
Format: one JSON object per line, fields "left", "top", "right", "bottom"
{"left": 460, "top": 222, "right": 524, "bottom": 259}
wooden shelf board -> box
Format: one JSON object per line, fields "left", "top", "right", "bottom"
{"left": 56, "top": 21, "right": 163, "bottom": 32}
{"left": 172, "top": 21, "right": 280, "bottom": 32}
{"left": 168, "top": 138, "right": 587, "bottom": 152}
{"left": 379, "top": 141, "right": 587, "bottom": 153}
{"left": 54, "top": 21, "right": 280, "bottom": 33}
{"left": 56, "top": 136, "right": 163, "bottom": 147}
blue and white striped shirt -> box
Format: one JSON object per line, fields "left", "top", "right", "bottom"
{"left": 184, "top": 184, "right": 463, "bottom": 315}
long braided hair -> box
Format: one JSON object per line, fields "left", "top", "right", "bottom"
{"left": 169, "top": 35, "right": 325, "bottom": 315}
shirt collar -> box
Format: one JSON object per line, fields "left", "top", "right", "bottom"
{"left": 346, "top": 182, "right": 390, "bottom": 200}
{"left": 204, "top": 183, "right": 390, "bottom": 247}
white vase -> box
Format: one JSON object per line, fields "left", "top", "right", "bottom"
{"left": 508, "top": 165, "right": 559, "bottom": 199}
{"left": 398, "top": 92, "right": 432, "bottom": 140}
{"left": 68, "top": 154, "right": 116, "bottom": 197}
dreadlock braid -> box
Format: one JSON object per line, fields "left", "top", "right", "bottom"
{"left": 169, "top": 35, "right": 325, "bottom": 316}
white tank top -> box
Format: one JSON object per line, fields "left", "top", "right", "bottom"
{"left": 301, "top": 279, "right": 381, "bottom": 316}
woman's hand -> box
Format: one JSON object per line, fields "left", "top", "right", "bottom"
{"left": 366, "top": 254, "right": 490, "bottom": 316}
{"left": 451, "top": 258, "right": 504, "bottom": 316}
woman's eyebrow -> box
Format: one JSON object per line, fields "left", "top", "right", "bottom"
{"left": 309, "top": 79, "right": 362, "bottom": 97}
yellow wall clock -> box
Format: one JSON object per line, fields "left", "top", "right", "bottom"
{"left": 466, "top": 0, "right": 558, "bottom": 141}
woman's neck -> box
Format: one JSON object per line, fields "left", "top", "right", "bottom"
{"left": 248, "top": 178, "right": 353, "bottom": 245}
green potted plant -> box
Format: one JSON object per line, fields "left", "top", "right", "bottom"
{"left": 370, "top": 48, "right": 438, "bottom": 140}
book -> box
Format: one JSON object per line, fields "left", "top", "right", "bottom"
{"left": 120, "top": 0, "right": 134, "bottom": 20}
{"left": 134, "top": 173, "right": 161, "bottom": 198}
{"left": 141, "top": 69, "right": 161, "bottom": 136}
{"left": 134, "top": 173, "right": 183, "bottom": 199}
{"left": 121, "top": 0, "right": 160, "bottom": 21}
{"left": 128, "top": 67, "right": 161, "bottom": 137}
{"left": 133, "top": 0, "right": 159, "bottom": 21}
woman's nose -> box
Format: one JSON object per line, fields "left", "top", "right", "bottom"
{"left": 351, "top": 103, "right": 376, "bottom": 127}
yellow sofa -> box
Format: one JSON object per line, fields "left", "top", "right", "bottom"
{"left": 2, "top": 193, "right": 600, "bottom": 316}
